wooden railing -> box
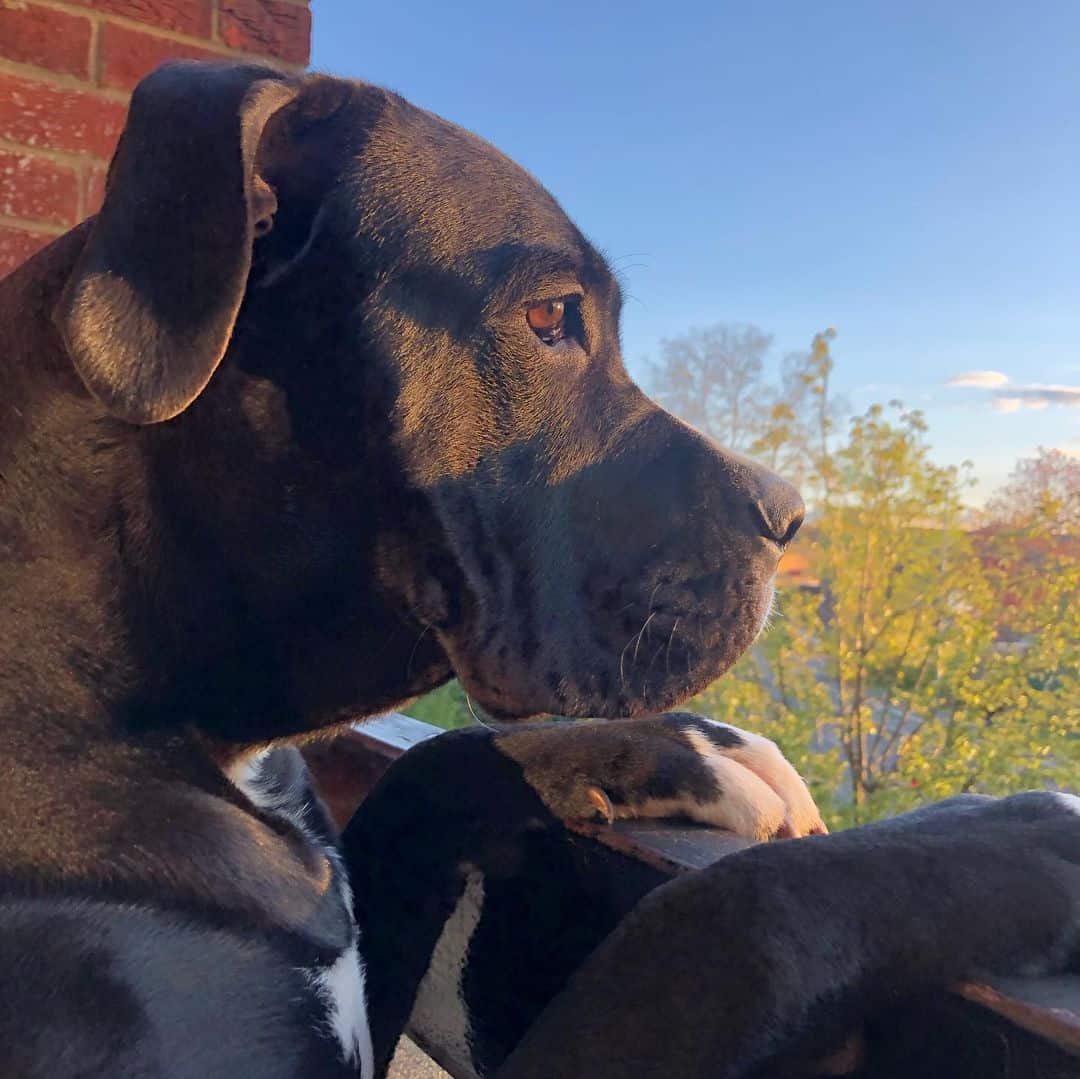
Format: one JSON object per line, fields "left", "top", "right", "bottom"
{"left": 303, "top": 714, "right": 1080, "bottom": 1076}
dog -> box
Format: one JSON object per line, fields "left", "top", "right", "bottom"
{"left": 0, "top": 60, "right": 1076, "bottom": 1078}
{"left": 342, "top": 725, "right": 1080, "bottom": 1078}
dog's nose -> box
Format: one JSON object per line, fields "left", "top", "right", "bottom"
{"left": 750, "top": 476, "right": 805, "bottom": 547}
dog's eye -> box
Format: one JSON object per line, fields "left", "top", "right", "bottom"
{"left": 526, "top": 299, "right": 566, "bottom": 343}
{"left": 525, "top": 296, "right": 586, "bottom": 349}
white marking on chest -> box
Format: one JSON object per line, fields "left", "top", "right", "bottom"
{"left": 408, "top": 868, "right": 486, "bottom": 1079}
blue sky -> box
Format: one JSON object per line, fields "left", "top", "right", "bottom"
{"left": 312, "top": 1, "right": 1079, "bottom": 500}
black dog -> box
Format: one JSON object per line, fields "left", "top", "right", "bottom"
{"left": 0, "top": 58, "right": 824, "bottom": 1076}
{"left": 0, "top": 60, "right": 1076, "bottom": 1077}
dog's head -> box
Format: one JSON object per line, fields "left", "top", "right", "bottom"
{"left": 56, "top": 62, "right": 802, "bottom": 726}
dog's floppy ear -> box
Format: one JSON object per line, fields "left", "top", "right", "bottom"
{"left": 56, "top": 62, "right": 299, "bottom": 425}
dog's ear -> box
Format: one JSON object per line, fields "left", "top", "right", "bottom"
{"left": 56, "top": 62, "right": 301, "bottom": 425}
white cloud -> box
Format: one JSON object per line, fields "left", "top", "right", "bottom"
{"left": 995, "top": 384, "right": 1080, "bottom": 409}
{"left": 950, "top": 373, "right": 1080, "bottom": 413}
{"left": 946, "top": 370, "right": 1010, "bottom": 388}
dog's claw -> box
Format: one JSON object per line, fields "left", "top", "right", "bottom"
{"left": 585, "top": 785, "right": 615, "bottom": 825}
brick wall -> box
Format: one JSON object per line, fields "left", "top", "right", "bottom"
{"left": 0, "top": 0, "right": 311, "bottom": 276}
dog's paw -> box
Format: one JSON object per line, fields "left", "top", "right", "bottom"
{"left": 494, "top": 712, "right": 826, "bottom": 841}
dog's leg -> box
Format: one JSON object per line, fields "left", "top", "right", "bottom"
{"left": 494, "top": 792, "right": 1080, "bottom": 1079}
{"left": 337, "top": 733, "right": 514, "bottom": 1078}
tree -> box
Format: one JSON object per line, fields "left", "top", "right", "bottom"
{"left": 647, "top": 324, "right": 845, "bottom": 498}
{"left": 935, "top": 450, "right": 1080, "bottom": 802}
{"left": 691, "top": 406, "right": 1078, "bottom": 827}
{"left": 982, "top": 447, "right": 1080, "bottom": 535}
{"left": 647, "top": 324, "right": 772, "bottom": 453}
{"left": 749, "top": 328, "right": 844, "bottom": 496}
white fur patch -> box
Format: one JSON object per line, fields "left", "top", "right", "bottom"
{"left": 408, "top": 869, "right": 486, "bottom": 1079}
{"left": 1053, "top": 792, "right": 1080, "bottom": 816}
{"left": 682, "top": 730, "right": 788, "bottom": 839}
{"left": 224, "top": 750, "right": 266, "bottom": 800}
{"left": 623, "top": 723, "right": 825, "bottom": 840}
{"left": 709, "top": 722, "right": 825, "bottom": 836}
{"left": 225, "top": 749, "right": 307, "bottom": 829}
{"left": 309, "top": 942, "right": 375, "bottom": 1079}
{"left": 609, "top": 726, "right": 821, "bottom": 840}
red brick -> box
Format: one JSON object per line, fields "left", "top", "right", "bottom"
{"left": 0, "top": 224, "right": 52, "bottom": 278}
{"left": 65, "top": 0, "right": 212, "bottom": 38}
{"left": 0, "top": 73, "right": 127, "bottom": 159}
{"left": 0, "top": 151, "right": 80, "bottom": 226}
{"left": 219, "top": 0, "right": 310, "bottom": 64}
{"left": 0, "top": 3, "right": 93, "bottom": 79}
{"left": 84, "top": 162, "right": 109, "bottom": 216}
{"left": 100, "top": 23, "right": 223, "bottom": 92}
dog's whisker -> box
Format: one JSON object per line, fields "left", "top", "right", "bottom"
{"left": 619, "top": 602, "right": 664, "bottom": 687}
{"left": 632, "top": 611, "right": 657, "bottom": 666}
{"left": 608, "top": 251, "right": 652, "bottom": 266}
{"left": 465, "top": 691, "right": 489, "bottom": 729}
{"left": 464, "top": 692, "right": 512, "bottom": 733}
{"left": 618, "top": 637, "right": 632, "bottom": 689}
{"left": 618, "top": 626, "right": 641, "bottom": 688}
{"left": 665, "top": 617, "right": 680, "bottom": 676}
{"left": 755, "top": 586, "right": 779, "bottom": 640}
{"left": 406, "top": 622, "right": 433, "bottom": 680}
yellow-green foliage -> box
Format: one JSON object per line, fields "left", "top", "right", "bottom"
{"left": 693, "top": 406, "right": 1078, "bottom": 828}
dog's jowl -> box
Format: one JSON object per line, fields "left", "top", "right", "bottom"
{"left": 1, "top": 61, "right": 1076, "bottom": 1079}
